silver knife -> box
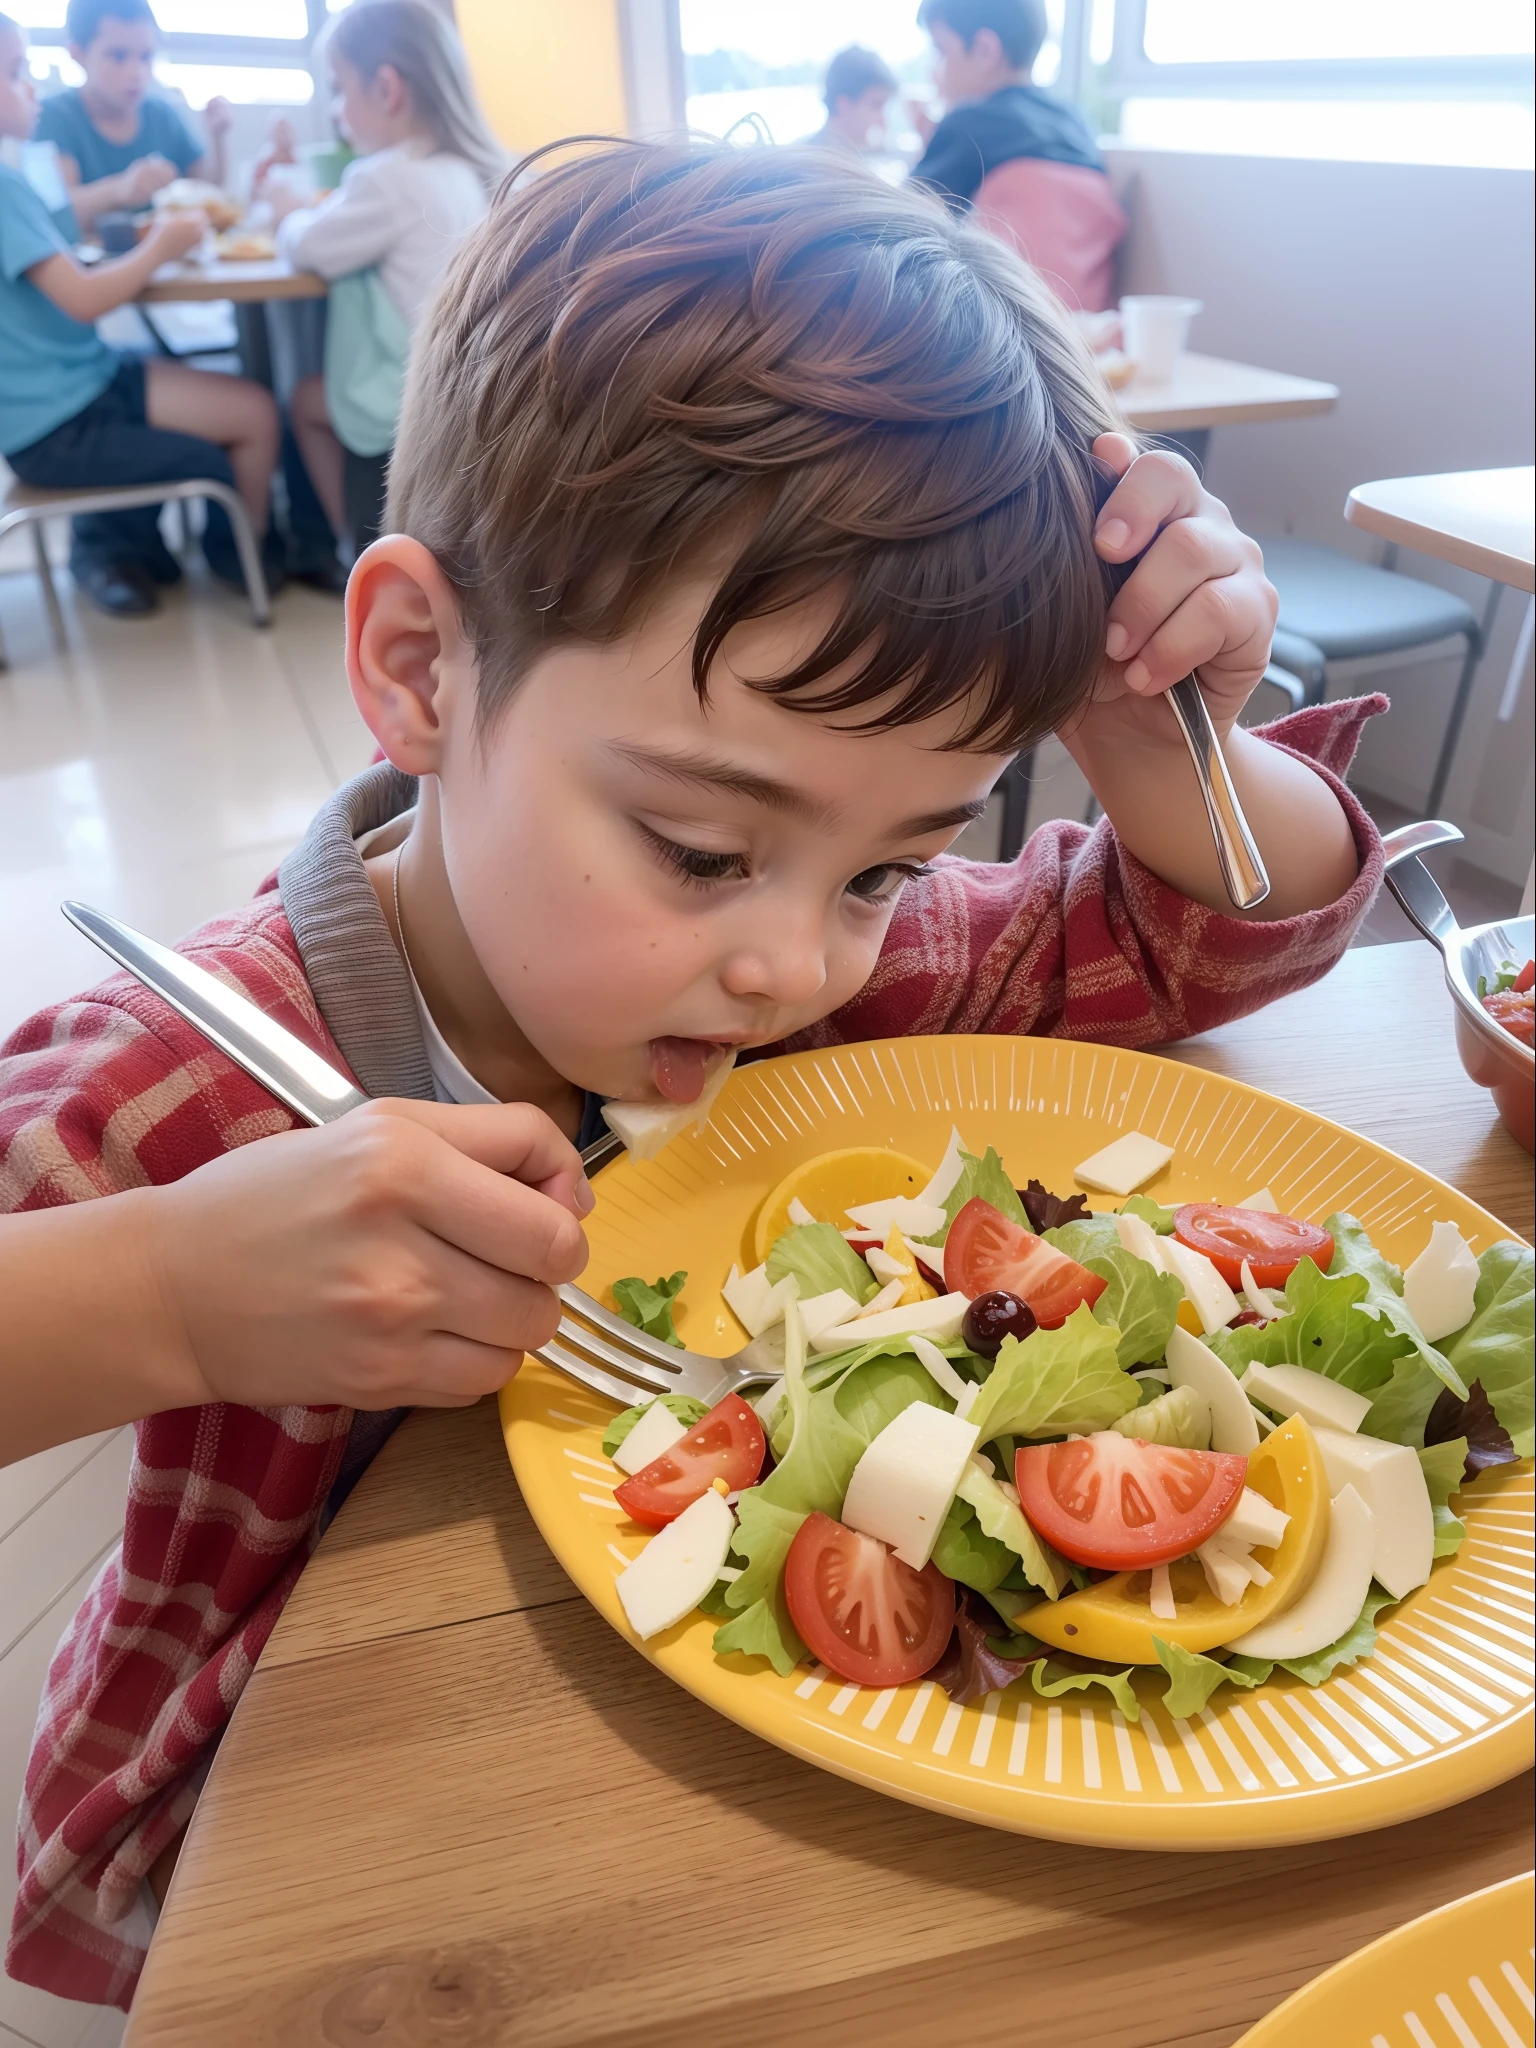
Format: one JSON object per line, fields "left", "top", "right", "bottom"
{"left": 60, "top": 900, "right": 627, "bottom": 1169}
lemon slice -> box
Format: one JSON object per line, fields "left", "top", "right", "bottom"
{"left": 752, "top": 1146, "right": 933, "bottom": 1264}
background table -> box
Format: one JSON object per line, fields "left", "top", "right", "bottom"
{"left": 1118, "top": 352, "right": 1339, "bottom": 436}
{"left": 1345, "top": 468, "right": 1535, "bottom": 595}
{"left": 125, "top": 942, "right": 1533, "bottom": 2048}
{"left": 137, "top": 257, "right": 327, "bottom": 304}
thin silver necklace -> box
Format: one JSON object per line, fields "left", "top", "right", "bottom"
{"left": 391, "top": 848, "right": 421, "bottom": 991}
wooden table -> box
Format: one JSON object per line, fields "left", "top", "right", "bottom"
{"left": 137, "top": 257, "right": 327, "bottom": 304}
{"left": 1117, "top": 351, "right": 1339, "bottom": 435}
{"left": 125, "top": 942, "right": 1533, "bottom": 2048}
{"left": 1346, "top": 468, "right": 1535, "bottom": 595}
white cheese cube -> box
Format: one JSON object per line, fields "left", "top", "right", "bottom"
{"left": 1239, "top": 1261, "right": 1286, "bottom": 1322}
{"left": 843, "top": 1196, "right": 947, "bottom": 1240}
{"left": 1313, "top": 1426, "right": 1433, "bottom": 1599}
{"left": 722, "top": 1263, "right": 799, "bottom": 1338}
{"left": 1166, "top": 1325, "right": 1260, "bottom": 1454}
{"left": 615, "top": 1489, "right": 736, "bottom": 1639}
{"left": 1220, "top": 1484, "right": 1291, "bottom": 1552}
{"left": 1073, "top": 1131, "right": 1174, "bottom": 1196}
{"left": 799, "top": 1287, "right": 863, "bottom": 1344}
{"left": 1196, "top": 1541, "right": 1253, "bottom": 1605}
{"left": 916, "top": 1127, "right": 967, "bottom": 1210}
{"left": 1115, "top": 1210, "right": 1169, "bottom": 1273}
{"left": 1241, "top": 1361, "right": 1372, "bottom": 1435}
{"left": 811, "top": 1292, "right": 970, "bottom": 1354}
{"left": 1402, "top": 1220, "right": 1480, "bottom": 1344}
{"left": 855, "top": 1277, "right": 907, "bottom": 1319}
{"left": 1237, "top": 1187, "right": 1279, "bottom": 1212}
{"left": 866, "top": 1247, "right": 907, "bottom": 1284}
{"left": 611, "top": 1399, "right": 690, "bottom": 1476}
{"left": 1158, "top": 1235, "right": 1241, "bottom": 1336}
{"left": 841, "top": 1401, "right": 980, "bottom": 1569}
{"left": 1228, "top": 1486, "right": 1377, "bottom": 1660}
{"left": 910, "top": 1334, "right": 972, "bottom": 1406}
{"left": 1149, "top": 1563, "right": 1177, "bottom": 1618}
{"left": 601, "top": 1052, "right": 736, "bottom": 1159}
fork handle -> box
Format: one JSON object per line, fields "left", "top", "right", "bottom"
{"left": 1165, "top": 676, "right": 1271, "bottom": 912}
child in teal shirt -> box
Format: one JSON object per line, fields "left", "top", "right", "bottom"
{"left": 1, "top": 14, "right": 277, "bottom": 616}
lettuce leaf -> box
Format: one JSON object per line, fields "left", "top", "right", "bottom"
{"left": 712, "top": 1595, "right": 805, "bottom": 1676}
{"left": 955, "top": 1455, "right": 1070, "bottom": 1597}
{"left": 1085, "top": 1245, "right": 1185, "bottom": 1368}
{"left": 1154, "top": 1638, "right": 1268, "bottom": 1719}
{"left": 611, "top": 1271, "right": 688, "bottom": 1347}
{"left": 1418, "top": 1437, "right": 1469, "bottom": 1557}
{"left": 1208, "top": 1254, "right": 1411, "bottom": 1394}
{"left": 932, "top": 1497, "right": 1015, "bottom": 1592}
{"left": 918, "top": 1146, "right": 1030, "bottom": 1242}
{"left": 1030, "top": 1657, "right": 1140, "bottom": 1721}
{"left": 1325, "top": 1214, "right": 1467, "bottom": 1398}
{"left": 930, "top": 1592, "right": 1046, "bottom": 1705}
{"left": 1122, "top": 1194, "right": 1178, "bottom": 1234}
{"left": 1111, "top": 1383, "right": 1211, "bottom": 1448}
{"left": 1425, "top": 1381, "right": 1518, "bottom": 1478}
{"left": 1043, "top": 1213, "right": 1119, "bottom": 1264}
{"left": 766, "top": 1222, "right": 878, "bottom": 1306}
{"left": 964, "top": 1303, "right": 1141, "bottom": 1446}
{"left": 1439, "top": 1242, "right": 1534, "bottom": 1456}
{"left": 601, "top": 1392, "right": 708, "bottom": 1460}
{"left": 1275, "top": 1583, "right": 1399, "bottom": 1685}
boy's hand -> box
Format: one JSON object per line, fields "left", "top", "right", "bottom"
{"left": 144, "top": 208, "right": 209, "bottom": 262}
{"left": 1077, "top": 432, "right": 1278, "bottom": 744}
{"left": 203, "top": 94, "right": 233, "bottom": 141}
{"left": 144, "top": 1100, "right": 592, "bottom": 1413}
{"left": 119, "top": 153, "right": 176, "bottom": 207}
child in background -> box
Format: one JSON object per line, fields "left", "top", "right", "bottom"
{"left": 809, "top": 45, "right": 898, "bottom": 157}
{"left": 0, "top": 14, "right": 278, "bottom": 616}
{"left": 3, "top": 142, "right": 1383, "bottom": 2006}
{"left": 264, "top": 0, "right": 502, "bottom": 558}
{"left": 34, "top": 0, "right": 231, "bottom": 234}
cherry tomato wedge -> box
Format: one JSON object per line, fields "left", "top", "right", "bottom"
{"left": 783, "top": 1511, "right": 955, "bottom": 1686}
{"left": 613, "top": 1395, "right": 765, "bottom": 1529}
{"left": 1514, "top": 958, "right": 1534, "bottom": 994}
{"left": 944, "top": 1198, "right": 1106, "bottom": 1329}
{"left": 1015, "top": 1434, "right": 1248, "bottom": 1570}
{"left": 1173, "top": 1201, "right": 1335, "bottom": 1290}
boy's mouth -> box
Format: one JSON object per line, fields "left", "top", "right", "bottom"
{"left": 646, "top": 1036, "right": 736, "bottom": 1104}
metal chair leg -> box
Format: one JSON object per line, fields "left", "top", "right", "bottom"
{"left": 997, "top": 750, "right": 1034, "bottom": 862}
{"left": 204, "top": 482, "right": 270, "bottom": 628}
{"left": 1426, "top": 624, "right": 1486, "bottom": 816}
{"left": 30, "top": 519, "right": 68, "bottom": 650}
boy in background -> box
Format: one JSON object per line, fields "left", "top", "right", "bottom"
{"left": 3, "top": 142, "right": 1381, "bottom": 2006}
{"left": 810, "top": 44, "right": 898, "bottom": 157}
{"left": 34, "top": 0, "right": 231, "bottom": 234}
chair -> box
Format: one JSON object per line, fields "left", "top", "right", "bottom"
{"left": 972, "top": 158, "right": 1128, "bottom": 313}
{"left": 0, "top": 474, "right": 270, "bottom": 668}
{"left": 1257, "top": 535, "right": 1487, "bottom": 814}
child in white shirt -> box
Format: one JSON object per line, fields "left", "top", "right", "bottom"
{"left": 267, "top": 0, "right": 502, "bottom": 549}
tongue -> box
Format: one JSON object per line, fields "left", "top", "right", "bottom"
{"left": 649, "top": 1037, "right": 716, "bottom": 1105}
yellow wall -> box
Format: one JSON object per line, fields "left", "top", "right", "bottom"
{"left": 455, "top": 0, "right": 630, "bottom": 154}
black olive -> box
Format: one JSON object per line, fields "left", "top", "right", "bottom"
{"left": 960, "top": 1289, "right": 1037, "bottom": 1358}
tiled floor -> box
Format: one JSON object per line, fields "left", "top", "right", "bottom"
{"left": 0, "top": 537, "right": 1521, "bottom": 2040}
{"left": 0, "top": 540, "right": 373, "bottom": 2044}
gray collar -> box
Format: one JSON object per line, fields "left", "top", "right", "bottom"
{"left": 277, "top": 761, "right": 437, "bottom": 1102}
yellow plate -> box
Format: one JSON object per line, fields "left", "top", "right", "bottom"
{"left": 1235, "top": 1870, "right": 1534, "bottom": 2046}
{"left": 502, "top": 1035, "right": 1535, "bottom": 1850}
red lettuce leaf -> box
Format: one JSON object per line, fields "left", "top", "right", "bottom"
{"left": 930, "top": 1591, "right": 1045, "bottom": 1705}
{"left": 1425, "top": 1378, "right": 1518, "bottom": 1479}
{"left": 1018, "top": 1180, "right": 1092, "bottom": 1234}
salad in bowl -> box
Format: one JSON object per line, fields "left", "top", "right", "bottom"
{"left": 596, "top": 1129, "right": 1533, "bottom": 1726}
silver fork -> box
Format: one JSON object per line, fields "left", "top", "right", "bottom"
{"left": 61, "top": 900, "right": 783, "bottom": 1414}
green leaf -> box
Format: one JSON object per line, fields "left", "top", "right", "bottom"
{"left": 932, "top": 1497, "right": 1015, "bottom": 1592}
{"left": 1207, "top": 1255, "right": 1411, "bottom": 1395}
{"left": 801, "top": 1332, "right": 982, "bottom": 1391}
{"left": 964, "top": 1303, "right": 1141, "bottom": 1446}
{"left": 1030, "top": 1657, "right": 1140, "bottom": 1721}
{"left": 1325, "top": 1214, "right": 1467, "bottom": 1399}
{"left": 1043, "top": 1213, "right": 1120, "bottom": 1264}
{"left": 832, "top": 1352, "right": 948, "bottom": 1443}
{"left": 1440, "top": 1241, "right": 1534, "bottom": 1456}
{"left": 721, "top": 1491, "right": 810, "bottom": 1612}
{"left": 712, "top": 1596, "right": 805, "bottom": 1676}
{"left": 1418, "top": 1438, "right": 1469, "bottom": 1558}
{"left": 1086, "top": 1246, "right": 1185, "bottom": 1369}
{"left": 1122, "top": 1194, "right": 1178, "bottom": 1233}
{"left": 600, "top": 1392, "right": 708, "bottom": 1460}
{"left": 1432, "top": 1506, "right": 1467, "bottom": 1558}
{"left": 1361, "top": 1354, "right": 1445, "bottom": 1448}
{"left": 765, "top": 1223, "right": 878, "bottom": 1306}
{"left": 1111, "top": 1383, "right": 1211, "bottom": 1448}
{"left": 916, "top": 1146, "right": 1029, "bottom": 1242}
{"left": 1154, "top": 1638, "right": 1267, "bottom": 1719}
{"left": 611, "top": 1271, "right": 688, "bottom": 1348}
{"left": 955, "top": 1454, "right": 1071, "bottom": 1597}
{"left": 1275, "top": 1584, "right": 1400, "bottom": 1685}
{"left": 1226, "top": 1654, "right": 1275, "bottom": 1685}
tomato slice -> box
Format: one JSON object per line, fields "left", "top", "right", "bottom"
{"left": 1514, "top": 959, "right": 1534, "bottom": 994}
{"left": 1173, "top": 1202, "right": 1335, "bottom": 1290}
{"left": 944, "top": 1198, "right": 1106, "bottom": 1329}
{"left": 783, "top": 1511, "right": 955, "bottom": 1686}
{"left": 613, "top": 1395, "right": 766, "bottom": 1529}
{"left": 1014, "top": 1434, "right": 1248, "bottom": 1570}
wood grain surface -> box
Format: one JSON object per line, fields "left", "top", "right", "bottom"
{"left": 137, "top": 259, "right": 328, "bottom": 304}
{"left": 125, "top": 943, "right": 1535, "bottom": 2048}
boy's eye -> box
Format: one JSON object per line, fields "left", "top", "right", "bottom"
{"left": 846, "top": 862, "right": 933, "bottom": 904}
{"left": 641, "top": 826, "right": 748, "bottom": 889}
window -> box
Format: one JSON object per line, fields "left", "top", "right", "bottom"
{"left": 15, "top": 0, "right": 319, "bottom": 107}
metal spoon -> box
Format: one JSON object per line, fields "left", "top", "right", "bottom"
{"left": 1165, "top": 674, "right": 1270, "bottom": 910}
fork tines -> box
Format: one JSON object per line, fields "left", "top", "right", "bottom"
{"left": 535, "top": 1298, "right": 685, "bottom": 1407}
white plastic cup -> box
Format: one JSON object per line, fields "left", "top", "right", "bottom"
{"left": 1119, "top": 295, "right": 1202, "bottom": 382}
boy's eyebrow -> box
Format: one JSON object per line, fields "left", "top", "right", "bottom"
{"left": 894, "top": 798, "right": 992, "bottom": 838}
{"left": 607, "top": 741, "right": 838, "bottom": 827}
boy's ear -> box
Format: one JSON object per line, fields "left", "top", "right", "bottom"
{"left": 345, "top": 536, "right": 473, "bottom": 776}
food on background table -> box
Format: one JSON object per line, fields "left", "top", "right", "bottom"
{"left": 1479, "top": 958, "right": 1535, "bottom": 1048}
{"left": 153, "top": 177, "right": 242, "bottom": 232}
{"left": 602, "top": 1128, "right": 1532, "bottom": 1723}
{"left": 215, "top": 229, "right": 277, "bottom": 262}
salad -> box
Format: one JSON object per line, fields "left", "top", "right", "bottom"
{"left": 600, "top": 1131, "right": 1533, "bottom": 1724}
{"left": 1479, "top": 957, "right": 1535, "bottom": 1050}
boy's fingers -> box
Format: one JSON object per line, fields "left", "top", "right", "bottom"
{"left": 1104, "top": 517, "right": 1255, "bottom": 663}
{"left": 365, "top": 1098, "right": 588, "bottom": 1206}
{"left": 1092, "top": 445, "right": 1205, "bottom": 560}
{"left": 419, "top": 1237, "right": 566, "bottom": 1352}
{"left": 404, "top": 1335, "right": 527, "bottom": 1408}
{"left": 1118, "top": 579, "right": 1271, "bottom": 696}
{"left": 414, "top": 1148, "right": 590, "bottom": 1285}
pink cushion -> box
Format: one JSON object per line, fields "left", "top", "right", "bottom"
{"left": 972, "top": 159, "right": 1127, "bottom": 312}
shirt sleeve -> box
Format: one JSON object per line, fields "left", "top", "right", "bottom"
{"left": 0, "top": 166, "right": 68, "bottom": 282}
{"left": 276, "top": 156, "right": 398, "bottom": 279}
{"left": 148, "top": 96, "right": 204, "bottom": 174}
{"left": 777, "top": 696, "right": 1390, "bottom": 1056}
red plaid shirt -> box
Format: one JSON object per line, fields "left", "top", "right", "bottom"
{"left": 2, "top": 699, "right": 1385, "bottom": 2007}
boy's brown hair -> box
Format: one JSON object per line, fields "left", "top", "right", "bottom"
{"left": 391, "top": 140, "right": 1122, "bottom": 753}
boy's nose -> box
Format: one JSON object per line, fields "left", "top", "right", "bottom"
{"left": 719, "top": 913, "right": 828, "bottom": 1011}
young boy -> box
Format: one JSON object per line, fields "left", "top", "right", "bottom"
{"left": 810, "top": 45, "right": 898, "bottom": 157}
{"left": 1, "top": 14, "right": 277, "bottom": 615}
{"left": 33, "top": 0, "right": 231, "bottom": 235}
{"left": 1, "top": 142, "right": 1383, "bottom": 2007}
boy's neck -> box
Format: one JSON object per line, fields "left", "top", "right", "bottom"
{"left": 81, "top": 83, "right": 139, "bottom": 138}
{"left": 367, "top": 781, "right": 586, "bottom": 1138}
